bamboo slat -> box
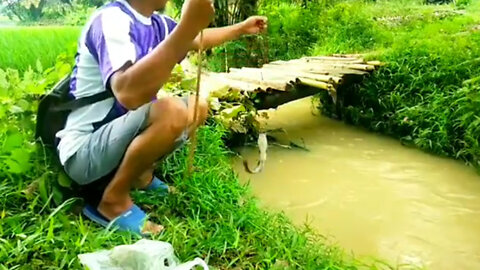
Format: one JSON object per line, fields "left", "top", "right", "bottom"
{"left": 260, "top": 65, "right": 343, "bottom": 85}
{"left": 297, "top": 78, "right": 335, "bottom": 91}
{"left": 204, "top": 54, "right": 380, "bottom": 96}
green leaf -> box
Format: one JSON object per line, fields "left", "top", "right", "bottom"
{"left": 38, "top": 174, "right": 50, "bottom": 202}
{"left": 52, "top": 186, "right": 64, "bottom": 206}
{"left": 10, "top": 149, "right": 31, "bottom": 174}
{"left": 221, "top": 105, "right": 246, "bottom": 119}
{"left": 3, "top": 132, "right": 23, "bottom": 152}
{"left": 180, "top": 78, "right": 196, "bottom": 90}
{"left": 57, "top": 172, "right": 72, "bottom": 188}
{"left": 9, "top": 105, "right": 24, "bottom": 114}
{"left": 0, "top": 70, "right": 8, "bottom": 96}
{"left": 4, "top": 159, "right": 23, "bottom": 174}
{"left": 18, "top": 99, "right": 30, "bottom": 112}
{"left": 36, "top": 60, "right": 43, "bottom": 74}
{"left": 46, "top": 216, "right": 55, "bottom": 241}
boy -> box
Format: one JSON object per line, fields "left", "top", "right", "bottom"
{"left": 56, "top": 0, "right": 267, "bottom": 234}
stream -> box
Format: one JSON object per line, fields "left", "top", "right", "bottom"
{"left": 233, "top": 98, "right": 480, "bottom": 270}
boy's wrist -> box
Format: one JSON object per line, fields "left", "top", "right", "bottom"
{"left": 235, "top": 22, "right": 247, "bottom": 37}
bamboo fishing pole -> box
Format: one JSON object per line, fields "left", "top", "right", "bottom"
{"left": 186, "top": 30, "right": 204, "bottom": 176}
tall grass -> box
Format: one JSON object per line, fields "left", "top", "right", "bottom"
{"left": 315, "top": 1, "right": 480, "bottom": 169}
{"left": 1, "top": 126, "right": 367, "bottom": 269}
{"left": 207, "top": 0, "right": 480, "bottom": 169}
{"left": 0, "top": 26, "right": 80, "bottom": 72}
{"left": 0, "top": 50, "right": 373, "bottom": 269}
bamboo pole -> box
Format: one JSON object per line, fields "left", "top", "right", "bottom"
{"left": 260, "top": 65, "right": 344, "bottom": 85}
{"left": 297, "top": 77, "right": 335, "bottom": 91}
{"left": 186, "top": 30, "right": 204, "bottom": 176}
{"left": 366, "top": 60, "right": 384, "bottom": 66}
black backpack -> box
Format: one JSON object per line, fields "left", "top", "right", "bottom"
{"left": 35, "top": 74, "right": 113, "bottom": 154}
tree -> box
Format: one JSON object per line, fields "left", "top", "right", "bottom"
{"left": 170, "top": 0, "right": 258, "bottom": 27}
{"left": 1, "top": 0, "right": 48, "bottom": 21}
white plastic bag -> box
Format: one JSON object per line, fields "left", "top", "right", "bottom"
{"left": 78, "top": 239, "right": 209, "bottom": 270}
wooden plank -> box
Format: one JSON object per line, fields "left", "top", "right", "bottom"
{"left": 262, "top": 63, "right": 369, "bottom": 76}
{"left": 346, "top": 64, "right": 376, "bottom": 71}
{"left": 260, "top": 65, "right": 343, "bottom": 85}
{"left": 202, "top": 72, "right": 262, "bottom": 93}
{"left": 302, "top": 58, "right": 365, "bottom": 65}
{"left": 303, "top": 56, "right": 364, "bottom": 63}
{"left": 225, "top": 72, "right": 290, "bottom": 91}
{"left": 296, "top": 78, "right": 335, "bottom": 91}
{"left": 264, "top": 61, "right": 375, "bottom": 73}
{"left": 332, "top": 53, "right": 363, "bottom": 58}
{"left": 366, "top": 60, "right": 384, "bottom": 66}
{"left": 229, "top": 67, "right": 297, "bottom": 83}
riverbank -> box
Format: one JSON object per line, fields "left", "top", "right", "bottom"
{"left": 0, "top": 42, "right": 369, "bottom": 270}
{"left": 234, "top": 97, "right": 480, "bottom": 270}
{"left": 208, "top": 0, "right": 480, "bottom": 171}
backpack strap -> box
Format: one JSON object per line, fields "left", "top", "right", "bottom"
{"left": 52, "top": 91, "right": 114, "bottom": 112}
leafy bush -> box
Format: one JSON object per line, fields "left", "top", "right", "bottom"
{"left": 207, "top": 1, "right": 324, "bottom": 71}
{"left": 0, "top": 59, "right": 365, "bottom": 269}
{"left": 318, "top": 2, "right": 480, "bottom": 169}
{"left": 313, "top": 2, "right": 379, "bottom": 54}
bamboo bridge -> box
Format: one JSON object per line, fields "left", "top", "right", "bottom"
{"left": 199, "top": 54, "right": 383, "bottom": 110}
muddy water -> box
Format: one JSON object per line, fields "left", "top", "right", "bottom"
{"left": 233, "top": 98, "right": 480, "bottom": 270}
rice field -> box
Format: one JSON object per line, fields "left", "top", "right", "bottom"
{"left": 0, "top": 26, "right": 81, "bottom": 72}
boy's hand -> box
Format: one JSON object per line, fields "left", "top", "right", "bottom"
{"left": 181, "top": 0, "right": 215, "bottom": 34}
{"left": 240, "top": 16, "right": 268, "bottom": 35}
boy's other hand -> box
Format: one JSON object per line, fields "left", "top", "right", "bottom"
{"left": 181, "top": 0, "right": 215, "bottom": 33}
{"left": 240, "top": 16, "right": 268, "bottom": 35}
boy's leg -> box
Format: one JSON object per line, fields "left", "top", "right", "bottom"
{"left": 65, "top": 96, "right": 208, "bottom": 234}
{"left": 98, "top": 96, "right": 208, "bottom": 227}
{"left": 134, "top": 96, "right": 209, "bottom": 189}
{"left": 186, "top": 95, "right": 209, "bottom": 137}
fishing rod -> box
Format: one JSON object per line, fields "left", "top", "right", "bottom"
{"left": 186, "top": 30, "right": 204, "bottom": 176}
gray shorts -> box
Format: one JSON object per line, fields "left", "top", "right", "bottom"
{"left": 64, "top": 99, "right": 188, "bottom": 185}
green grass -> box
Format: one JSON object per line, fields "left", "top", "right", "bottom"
{"left": 0, "top": 53, "right": 375, "bottom": 269}
{"left": 4, "top": 1, "right": 479, "bottom": 268}
{"left": 0, "top": 26, "right": 80, "bottom": 72}
{"left": 313, "top": 0, "right": 480, "bottom": 169}
{"left": 207, "top": 0, "right": 480, "bottom": 172}
{"left": 1, "top": 126, "right": 366, "bottom": 269}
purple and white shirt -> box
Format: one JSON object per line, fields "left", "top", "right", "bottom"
{"left": 56, "top": 0, "right": 178, "bottom": 165}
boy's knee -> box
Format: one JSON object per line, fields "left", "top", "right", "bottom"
{"left": 150, "top": 97, "right": 188, "bottom": 136}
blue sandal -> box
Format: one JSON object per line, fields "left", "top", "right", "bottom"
{"left": 82, "top": 204, "right": 149, "bottom": 236}
{"left": 146, "top": 176, "right": 170, "bottom": 194}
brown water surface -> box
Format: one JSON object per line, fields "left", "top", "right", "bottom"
{"left": 233, "top": 98, "right": 480, "bottom": 270}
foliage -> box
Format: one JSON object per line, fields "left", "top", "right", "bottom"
{"left": 160, "top": 63, "right": 263, "bottom": 140}
{"left": 0, "top": 26, "right": 80, "bottom": 72}
{"left": 60, "top": 2, "right": 96, "bottom": 26}
{"left": 425, "top": 0, "right": 452, "bottom": 4}
{"left": 0, "top": 0, "right": 105, "bottom": 23}
{"left": 207, "top": 1, "right": 324, "bottom": 72}
{"left": 317, "top": 1, "right": 480, "bottom": 169}
{"left": 1, "top": 0, "right": 48, "bottom": 21}
{"left": 0, "top": 61, "right": 368, "bottom": 269}
{"left": 38, "top": 0, "right": 97, "bottom": 26}
{"left": 169, "top": 0, "right": 258, "bottom": 27}
{"left": 313, "top": 2, "right": 378, "bottom": 55}
{"left": 0, "top": 53, "right": 73, "bottom": 207}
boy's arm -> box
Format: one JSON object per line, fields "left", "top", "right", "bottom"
{"left": 191, "top": 16, "right": 268, "bottom": 50}
{"left": 111, "top": 0, "right": 214, "bottom": 110}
